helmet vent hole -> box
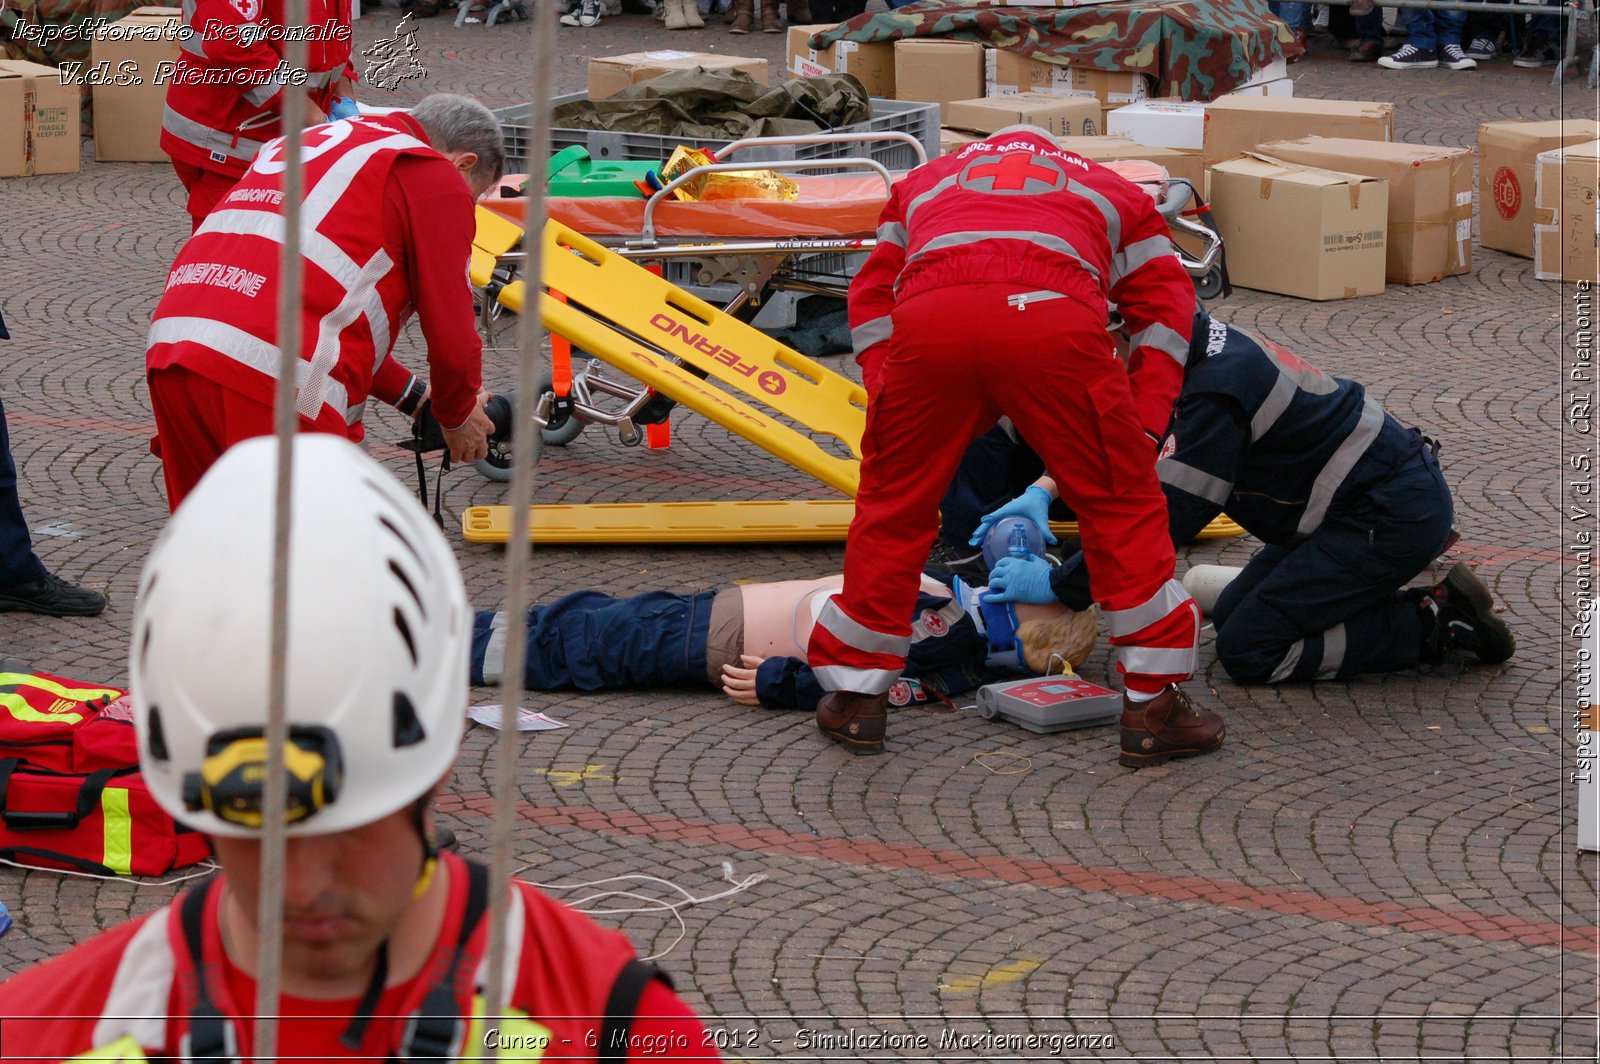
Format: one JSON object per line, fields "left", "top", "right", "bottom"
{"left": 378, "top": 513, "right": 428, "bottom": 575}
{"left": 388, "top": 558, "right": 426, "bottom": 619}
{"left": 394, "top": 606, "right": 418, "bottom": 667}
{"left": 392, "top": 692, "right": 426, "bottom": 748}
{"left": 138, "top": 623, "right": 153, "bottom": 674}
{"left": 147, "top": 706, "right": 169, "bottom": 761}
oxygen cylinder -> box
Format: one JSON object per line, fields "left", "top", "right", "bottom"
{"left": 1182, "top": 564, "right": 1244, "bottom": 615}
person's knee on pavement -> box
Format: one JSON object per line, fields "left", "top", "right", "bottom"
{"left": 1212, "top": 618, "right": 1285, "bottom": 684}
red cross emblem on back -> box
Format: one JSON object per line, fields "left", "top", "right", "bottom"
{"left": 960, "top": 150, "right": 1066, "bottom": 194}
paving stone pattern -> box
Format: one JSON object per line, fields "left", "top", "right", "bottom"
{"left": 0, "top": 10, "right": 1596, "bottom": 1060}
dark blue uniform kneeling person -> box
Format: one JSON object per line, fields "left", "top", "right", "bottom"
{"left": 963, "top": 308, "right": 1513, "bottom": 683}
{"left": 470, "top": 572, "right": 1098, "bottom": 709}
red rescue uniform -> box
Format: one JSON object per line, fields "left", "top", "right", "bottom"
{"left": 161, "top": 0, "right": 355, "bottom": 230}
{"left": 0, "top": 852, "right": 716, "bottom": 1060}
{"left": 146, "top": 113, "right": 482, "bottom": 511}
{"left": 807, "top": 129, "right": 1201, "bottom": 696}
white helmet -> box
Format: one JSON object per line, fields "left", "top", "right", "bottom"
{"left": 131, "top": 434, "right": 469, "bottom": 838}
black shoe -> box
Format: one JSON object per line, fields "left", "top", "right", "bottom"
{"left": 1419, "top": 563, "right": 1514, "bottom": 665}
{"left": 925, "top": 539, "right": 990, "bottom": 584}
{"left": 1514, "top": 33, "right": 1559, "bottom": 68}
{"left": 0, "top": 572, "right": 107, "bottom": 617}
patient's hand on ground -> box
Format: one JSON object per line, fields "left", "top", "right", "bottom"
{"left": 720, "top": 654, "right": 767, "bottom": 706}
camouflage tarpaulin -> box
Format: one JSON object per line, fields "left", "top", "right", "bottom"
{"left": 811, "top": 0, "right": 1296, "bottom": 102}
{"left": 1, "top": 0, "right": 144, "bottom": 131}
{"left": 553, "top": 68, "right": 873, "bottom": 141}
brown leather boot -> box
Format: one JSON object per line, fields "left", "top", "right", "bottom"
{"left": 1118, "top": 685, "right": 1223, "bottom": 768}
{"left": 727, "top": 0, "right": 752, "bottom": 32}
{"left": 816, "top": 690, "right": 888, "bottom": 754}
{"left": 759, "top": 0, "right": 781, "bottom": 32}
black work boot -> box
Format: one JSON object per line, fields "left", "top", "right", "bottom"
{"left": 816, "top": 690, "right": 888, "bottom": 754}
{"left": 1419, "top": 562, "right": 1515, "bottom": 665}
{"left": 0, "top": 572, "right": 107, "bottom": 617}
{"left": 1118, "top": 685, "right": 1224, "bottom": 769}
{"left": 924, "top": 539, "right": 990, "bottom": 584}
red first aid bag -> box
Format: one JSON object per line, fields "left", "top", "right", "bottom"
{"left": 0, "top": 668, "right": 211, "bottom": 876}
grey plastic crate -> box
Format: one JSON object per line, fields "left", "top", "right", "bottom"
{"left": 496, "top": 94, "right": 937, "bottom": 172}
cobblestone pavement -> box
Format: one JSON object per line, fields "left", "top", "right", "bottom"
{"left": 0, "top": 8, "right": 1598, "bottom": 1060}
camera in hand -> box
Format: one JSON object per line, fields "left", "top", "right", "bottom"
{"left": 403, "top": 394, "right": 514, "bottom": 456}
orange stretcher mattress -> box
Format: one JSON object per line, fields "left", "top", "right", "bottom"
{"left": 483, "top": 172, "right": 894, "bottom": 240}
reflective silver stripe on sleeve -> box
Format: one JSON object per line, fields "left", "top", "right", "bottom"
{"left": 1316, "top": 624, "right": 1346, "bottom": 679}
{"left": 162, "top": 105, "right": 268, "bottom": 163}
{"left": 179, "top": 0, "right": 207, "bottom": 57}
{"left": 1128, "top": 322, "right": 1188, "bottom": 367}
{"left": 1103, "top": 579, "right": 1192, "bottom": 639}
{"left": 876, "top": 221, "right": 907, "bottom": 248}
{"left": 851, "top": 314, "right": 894, "bottom": 358}
{"left": 479, "top": 611, "right": 508, "bottom": 684}
{"left": 1066, "top": 178, "right": 1120, "bottom": 253}
{"left": 811, "top": 664, "right": 900, "bottom": 696}
{"left": 1250, "top": 372, "right": 1298, "bottom": 441}
{"left": 904, "top": 230, "right": 1099, "bottom": 283}
{"left": 902, "top": 173, "right": 961, "bottom": 228}
{"left": 1158, "top": 458, "right": 1233, "bottom": 507}
{"left": 816, "top": 597, "right": 912, "bottom": 658}
{"left": 1267, "top": 640, "right": 1305, "bottom": 683}
{"left": 303, "top": 67, "right": 340, "bottom": 88}
{"left": 243, "top": 75, "right": 287, "bottom": 108}
{"left": 1296, "top": 397, "right": 1384, "bottom": 535}
{"left": 1117, "top": 644, "right": 1197, "bottom": 678}
{"left": 1111, "top": 234, "right": 1177, "bottom": 287}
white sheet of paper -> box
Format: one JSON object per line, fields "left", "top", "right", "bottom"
{"left": 467, "top": 705, "right": 568, "bottom": 731}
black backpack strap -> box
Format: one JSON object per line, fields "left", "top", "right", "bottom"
{"left": 597, "top": 959, "right": 674, "bottom": 1064}
{"left": 0, "top": 763, "right": 119, "bottom": 832}
{"left": 176, "top": 878, "right": 237, "bottom": 1063}
{"left": 397, "top": 859, "right": 492, "bottom": 1061}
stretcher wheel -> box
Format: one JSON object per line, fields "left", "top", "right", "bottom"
{"left": 473, "top": 375, "right": 583, "bottom": 482}
{"left": 1194, "top": 267, "right": 1225, "bottom": 302}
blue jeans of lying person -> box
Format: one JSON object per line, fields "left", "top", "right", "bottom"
{"left": 471, "top": 589, "right": 717, "bottom": 690}
{"left": 1211, "top": 443, "right": 1454, "bottom": 683}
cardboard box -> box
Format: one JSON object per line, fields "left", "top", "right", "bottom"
{"left": 588, "top": 51, "right": 768, "bottom": 100}
{"left": 1257, "top": 136, "right": 1472, "bottom": 285}
{"left": 1107, "top": 100, "right": 1206, "bottom": 150}
{"left": 787, "top": 25, "right": 895, "bottom": 98}
{"left": 1203, "top": 96, "right": 1392, "bottom": 168}
{"left": 985, "top": 49, "right": 1056, "bottom": 96}
{"left": 1209, "top": 156, "right": 1387, "bottom": 300}
{"left": 91, "top": 7, "right": 182, "bottom": 163}
{"left": 1534, "top": 139, "right": 1600, "bottom": 283}
{"left": 1222, "top": 77, "right": 1294, "bottom": 99}
{"left": 1057, "top": 65, "right": 1151, "bottom": 107}
{"left": 943, "top": 92, "right": 1102, "bottom": 138}
{"left": 1479, "top": 118, "right": 1600, "bottom": 258}
{"left": 894, "top": 39, "right": 983, "bottom": 106}
{"left": 1056, "top": 134, "right": 1204, "bottom": 193}
{"left": 0, "top": 60, "right": 79, "bottom": 177}
{"left": 940, "top": 126, "right": 981, "bottom": 155}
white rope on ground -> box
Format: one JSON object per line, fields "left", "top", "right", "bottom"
{"left": 0, "top": 857, "right": 220, "bottom": 886}
{"left": 256, "top": 1, "right": 311, "bottom": 1056}
{"left": 514, "top": 862, "right": 769, "bottom": 961}
{"left": 483, "top": 0, "right": 559, "bottom": 1044}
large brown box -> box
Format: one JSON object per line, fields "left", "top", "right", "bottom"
{"left": 587, "top": 51, "right": 768, "bottom": 100}
{"left": 91, "top": 7, "right": 182, "bottom": 163}
{"left": 0, "top": 60, "right": 79, "bottom": 177}
{"left": 1479, "top": 119, "right": 1600, "bottom": 259}
{"left": 943, "top": 92, "right": 1102, "bottom": 138}
{"left": 1534, "top": 139, "right": 1600, "bottom": 284}
{"left": 787, "top": 25, "right": 895, "bottom": 98}
{"left": 894, "top": 39, "right": 983, "bottom": 106}
{"left": 1257, "top": 136, "right": 1472, "bottom": 285}
{"left": 1209, "top": 156, "right": 1388, "bottom": 301}
{"left": 1202, "top": 96, "right": 1392, "bottom": 169}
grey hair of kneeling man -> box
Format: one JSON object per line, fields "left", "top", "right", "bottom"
{"left": 988, "top": 123, "right": 1059, "bottom": 141}
{"left": 410, "top": 93, "right": 507, "bottom": 188}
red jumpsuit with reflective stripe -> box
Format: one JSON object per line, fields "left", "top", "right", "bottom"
{"left": 146, "top": 113, "right": 482, "bottom": 510}
{"left": 806, "top": 129, "right": 1200, "bottom": 696}
{"left": 161, "top": 0, "right": 355, "bottom": 229}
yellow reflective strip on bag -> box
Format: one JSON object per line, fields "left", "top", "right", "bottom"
{"left": 64, "top": 1034, "right": 149, "bottom": 1060}
{"left": 465, "top": 996, "right": 553, "bottom": 1060}
{"left": 0, "top": 673, "right": 121, "bottom": 724}
{"left": 101, "top": 787, "right": 134, "bottom": 876}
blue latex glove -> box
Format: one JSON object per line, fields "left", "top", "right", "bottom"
{"left": 969, "top": 484, "right": 1059, "bottom": 547}
{"left": 985, "top": 554, "right": 1058, "bottom": 604}
{"left": 329, "top": 96, "right": 360, "bottom": 120}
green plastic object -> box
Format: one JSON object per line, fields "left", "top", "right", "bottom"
{"left": 544, "top": 146, "right": 658, "bottom": 198}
